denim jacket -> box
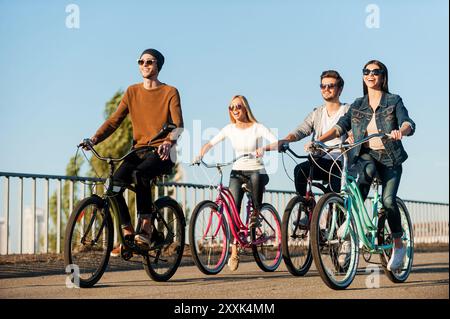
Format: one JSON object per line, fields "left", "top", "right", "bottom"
{"left": 335, "top": 93, "right": 416, "bottom": 167}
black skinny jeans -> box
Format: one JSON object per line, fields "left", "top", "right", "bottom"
{"left": 228, "top": 170, "right": 269, "bottom": 214}
{"left": 294, "top": 158, "right": 342, "bottom": 195}
{"left": 350, "top": 149, "right": 403, "bottom": 239}
{"left": 112, "top": 149, "right": 174, "bottom": 228}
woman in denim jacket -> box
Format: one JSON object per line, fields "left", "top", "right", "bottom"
{"left": 308, "top": 60, "right": 416, "bottom": 272}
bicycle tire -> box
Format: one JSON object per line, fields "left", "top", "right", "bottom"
{"left": 310, "top": 193, "right": 359, "bottom": 290}
{"left": 251, "top": 203, "right": 282, "bottom": 272}
{"left": 64, "top": 195, "right": 113, "bottom": 288}
{"left": 189, "top": 200, "right": 230, "bottom": 275}
{"left": 281, "top": 195, "right": 313, "bottom": 276}
{"left": 379, "top": 197, "right": 414, "bottom": 283}
{"left": 143, "top": 197, "right": 186, "bottom": 282}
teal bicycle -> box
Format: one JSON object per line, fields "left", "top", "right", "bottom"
{"left": 309, "top": 133, "right": 414, "bottom": 290}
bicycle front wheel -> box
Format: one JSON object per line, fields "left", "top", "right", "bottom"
{"left": 281, "top": 195, "right": 313, "bottom": 276}
{"left": 379, "top": 197, "right": 414, "bottom": 283}
{"left": 143, "top": 197, "right": 185, "bottom": 282}
{"left": 64, "top": 195, "right": 113, "bottom": 288}
{"left": 251, "top": 203, "right": 282, "bottom": 272}
{"left": 189, "top": 200, "right": 230, "bottom": 275}
{"left": 310, "top": 193, "right": 359, "bottom": 290}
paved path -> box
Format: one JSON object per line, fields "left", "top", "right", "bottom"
{"left": 0, "top": 252, "right": 448, "bottom": 299}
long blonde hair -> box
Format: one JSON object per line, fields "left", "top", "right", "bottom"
{"left": 228, "top": 95, "right": 259, "bottom": 124}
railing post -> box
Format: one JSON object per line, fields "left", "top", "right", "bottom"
{"left": 31, "top": 178, "right": 36, "bottom": 254}
{"left": 57, "top": 179, "right": 62, "bottom": 254}
{"left": 18, "top": 177, "right": 23, "bottom": 254}
{"left": 44, "top": 179, "right": 49, "bottom": 253}
{"left": 3, "top": 177, "right": 10, "bottom": 254}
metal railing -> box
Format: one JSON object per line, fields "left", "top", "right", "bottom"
{"left": 0, "top": 172, "right": 448, "bottom": 255}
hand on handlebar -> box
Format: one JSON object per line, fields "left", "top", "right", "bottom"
{"left": 191, "top": 155, "right": 203, "bottom": 166}
{"left": 157, "top": 141, "right": 173, "bottom": 161}
{"left": 304, "top": 141, "right": 315, "bottom": 153}
{"left": 277, "top": 140, "right": 289, "bottom": 153}
{"left": 388, "top": 130, "right": 402, "bottom": 140}
{"left": 346, "top": 131, "right": 354, "bottom": 144}
{"left": 255, "top": 147, "right": 265, "bottom": 158}
{"left": 78, "top": 137, "right": 97, "bottom": 151}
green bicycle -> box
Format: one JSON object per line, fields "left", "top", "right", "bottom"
{"left": 309, "top": 133, "right": 414, "bottom": 290}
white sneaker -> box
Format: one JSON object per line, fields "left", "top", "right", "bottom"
{"left": 338, "top": 241, "right": 351, "bottom": 267}
{"left": 387, "top": 246, "right": 406, "bottom": 272}
{"left": 227, "top": 254, "right": 240, "bottom": 271}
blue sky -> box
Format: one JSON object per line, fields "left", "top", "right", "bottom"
{"left": 0, "top": 0, "right": 448, "bottom": 203}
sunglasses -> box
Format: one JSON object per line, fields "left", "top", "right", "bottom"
{"left": 320, "top": 83, "right": 338, "bottom": 90}
{"left": 363, "top": 68, "right": 384, "bottom": 76}
{"left": 229, "top": 104, "right": 244, "bottom": 111}
{"left": 137, "top": 59, "right": 157, "bottom": 67}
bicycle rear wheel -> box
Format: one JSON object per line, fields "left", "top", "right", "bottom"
{"left": 64, "top": 195, "right": 113, "bottom": 288}
{"left": 379, "top": 197, "right": 414, "bottom": 283}
{"left": 189, "top": 200, "right": 230, "bottom": 275}
{"left": 251, "top": 203, "right": 282, "bottom": 272}
{"left": 310, "top": 193, "right": 359, "bottom": 290}
{"left": 281, "top": 195, "right": 313, "bottom": 276}
{"left": 143, "top": 197, "right": 185, "bottom": 282}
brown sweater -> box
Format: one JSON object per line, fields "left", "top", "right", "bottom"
{"left": 94, "top": 83, "right": 183, "bottom": 148}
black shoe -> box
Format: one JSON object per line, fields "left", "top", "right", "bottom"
{"left": 293, "top": 216, "right": 309, "bottom": 229}
{"left": 134, "top": 230, "right": 165, "bottom": 249}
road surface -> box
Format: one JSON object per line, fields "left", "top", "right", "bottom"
{"left": 0, "top": 251, "right": 448, "bottom": 299}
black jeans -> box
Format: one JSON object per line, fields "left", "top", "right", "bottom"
{"left": 294, "top": 158, "right": 342, "bottom": 195}
{"left": 350, "top": 149, "right": 403, "bottom": 239}
{"left": 229, "top": 170, "right": 269, "bottom": 214}
{"left": 113, "top": 149, "right": 174, "bottom": 227}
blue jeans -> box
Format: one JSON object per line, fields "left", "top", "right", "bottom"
{"left": 229, "top": 170, "right": 269, "bottom": 214}
{"left": 351, "top": 149, "right": 403, "bottom": 239}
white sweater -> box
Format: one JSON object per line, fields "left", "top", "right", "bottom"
{"left": 210, "top": 123, "right": 277, "bottom": 171}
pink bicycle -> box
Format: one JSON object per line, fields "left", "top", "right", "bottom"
{"left": 189, "top": 154, "right": 282, "bottom": 274}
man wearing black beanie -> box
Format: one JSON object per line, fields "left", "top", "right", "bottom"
{"left": 88, "top": 48, "right": 184, "bottom": 252}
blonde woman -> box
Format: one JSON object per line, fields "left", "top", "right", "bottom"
{"left": 196, "top": 95, "right": 277, "bottom": 271}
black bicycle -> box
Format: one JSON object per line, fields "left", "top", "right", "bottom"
{"left": 64, "top": 123, "right": 186, "bottom": 288}
{"left": 279, "top": 144, "right": 331, "bottom": 276}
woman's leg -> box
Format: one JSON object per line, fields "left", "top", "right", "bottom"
{"left": 249, "top": 171, "right": 269, "bottom": 211}
{"left": 229, "top": 170, "right": 245, "bottom": 214}
{"left": 377, "top": 163, "right": 403, "bottom": 243}
{"left": 227, "top": 171, "right": 246, "bottom": 271}
{"left": 352, "top": 152, "right": 377, "bottom": 201}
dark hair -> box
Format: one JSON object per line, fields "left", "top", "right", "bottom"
{"left": 320, "top": 70, "right": 344, "bottom": 89}
{"left": 363, "top": 60, "right": 389, "bottom": 95}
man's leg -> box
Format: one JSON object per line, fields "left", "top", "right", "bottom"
{"left": 134, "top": 151, "right": 174, "bottom": 247}
{"left": 294, "top": 161, "right": 311, "bottom": 195}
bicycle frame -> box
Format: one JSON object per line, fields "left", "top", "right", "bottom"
{"left": 314, "top": 134, "right": 395, "bottom": 254}
{"left": 195, "top": 155, "right": 276, "bottom": 250}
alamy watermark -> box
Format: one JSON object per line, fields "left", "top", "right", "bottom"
{"left": 65, "top": 264, "right": 80, "bottom": 288}
{"left": 365, "top": 264, "right": 381, "bottom": 288}
{"left": 365, "top": 4, "right": 380, "bottom": 29}
{"left": 65, "top": 4, "right": 80, "bottom": 29}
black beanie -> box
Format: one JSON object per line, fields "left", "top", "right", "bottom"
{"left": 140, "top": 48, "right": 165, "bottom": 72}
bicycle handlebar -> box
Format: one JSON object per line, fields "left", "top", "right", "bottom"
{"left": 279, "top": 143, "right": 310, "bottom": 159}
{"left": 78, "top": 123, "right": 177, "bottom": 163}
{"left": 79, "top": 140, "right": 157, "bottom": 163}
{"left": 310, "top": 133, "right": 391, "bottom": 152}
{"left": 191, "top": 153, "right": 254, "bottom": 168}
